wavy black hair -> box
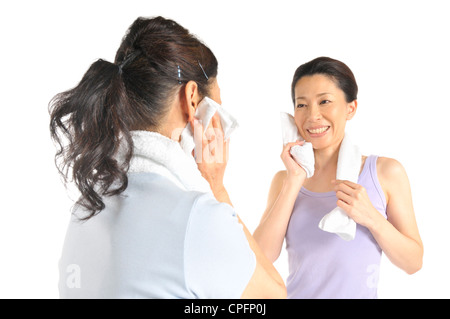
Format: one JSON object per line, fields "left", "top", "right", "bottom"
{"left": 49, "top": 16, "right": 218, "bottom": 219}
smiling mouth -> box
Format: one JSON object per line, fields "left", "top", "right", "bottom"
{"left": 307, "top": 126, "right": 330, "bottom": 134}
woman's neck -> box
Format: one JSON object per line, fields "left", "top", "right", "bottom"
{"left": 303, "top": 140, "right": 342, "bottom": 192}
{"left": 314, "top": 140, "right": 341, "bottom": 170}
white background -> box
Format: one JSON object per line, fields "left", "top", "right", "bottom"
{"left": 1, "top": 0, "right": 449, "bottom": 298}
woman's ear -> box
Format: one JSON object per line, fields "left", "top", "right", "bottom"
{"left": 346, "top": 100, "right": 358, "bottom": 120}
{"left": 183, "top": 81, "right": 200, "bottom": 121}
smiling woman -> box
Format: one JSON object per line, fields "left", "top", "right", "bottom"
{"left": 292, "top": 58, "right": 358, "bottom": 151}
{"left": 253, "top": 57, "right": 423, "bottom": 299}
{"left": 293, "top": 75, "right": 357, "bottom": 150}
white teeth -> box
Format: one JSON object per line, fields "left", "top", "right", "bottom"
{"left": 308, "top": 127, "right": 329, "bottom": 134}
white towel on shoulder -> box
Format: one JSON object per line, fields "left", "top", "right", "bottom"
{"left": 280, "top": 112, "right": 361, "bottom": 241}
{"left": 116, "top": 130, "right": 212, "bottom": 193}
{"left": 318, "top": 134, "right": 361, "bottom": 241}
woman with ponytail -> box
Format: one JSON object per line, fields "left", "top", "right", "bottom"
{"left": 50, "top": 16, "right": 285, "bottom": 299}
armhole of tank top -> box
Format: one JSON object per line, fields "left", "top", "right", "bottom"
{"left": 369, "top": 155, "right": 388, "bottom": 213}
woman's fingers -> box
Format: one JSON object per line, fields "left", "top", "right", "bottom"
{"left": 191, "top": 118, "right": 210, "bottom": 162}
{"left": 333, "top": 180, "right": 367, "bottom": 201}
{"left": 284, "top": 140, "right": 305, "bottom": 149}
{"left": 280, "top": 140, "right": 307, "bottom": 178}
{"left": 281, "top": 140, "right": 304, "bottom": 157}
{"left": 211, "top": 113, "right": 223, "bottom": 135}
{"left": 333, "top": 180, "right": 354, "bottom": 194}
{"left": 332, "top": 179, "right": 359, "bottom": 189}
{"left": 336, "top": 188, "right": 354, "bottom": 205}
{"left": 192, "top": 113, "right": 228, "bottom": 164}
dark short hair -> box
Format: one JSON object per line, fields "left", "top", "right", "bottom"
{"left": 291, "top": 57, "right": 358, "bottom": 104}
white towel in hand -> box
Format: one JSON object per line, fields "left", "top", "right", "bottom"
{"left": 280, "top": 112, "right": 315, "bottom": 178}
{"left": 318, "top": 134, "right": 361, "bottom": 241}
{"left": 180, "top": 97, "right": 239, "bottom": 156}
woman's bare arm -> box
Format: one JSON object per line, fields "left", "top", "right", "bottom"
{"left": 196, "top": 115, "right": 286, "bottom": 298}
{"left": 253, "top": 141, "right": 307, "bottom": 262}
{"left": 373, "top": 157, "right": 423, "bottom": 274}
{"left": 334, "top": 157, "right": 423, "bottom": 274}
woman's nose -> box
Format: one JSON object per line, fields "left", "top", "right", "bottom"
{"left": 307, "top": 104, "right": 322, "bottom": 121}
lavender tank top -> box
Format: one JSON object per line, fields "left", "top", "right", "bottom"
{"left": 285, "top": 155, "right": 387, "bottom": 298}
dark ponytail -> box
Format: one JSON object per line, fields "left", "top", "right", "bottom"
{"left": 49, "top": 16, "right": 218, "bottom": 219}
{"left": 49, "top": 59, "right": 133, "bottom": 218}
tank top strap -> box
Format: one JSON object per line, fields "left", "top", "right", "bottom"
{"left": 359, "top": 155, "right": 387, "bottom": 214}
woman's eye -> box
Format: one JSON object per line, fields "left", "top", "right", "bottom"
{"left": 320, "top": 100, "right": 331, "bottom": 105}
{"left": 296, "top": 104, "right": 306, "bottom": 108}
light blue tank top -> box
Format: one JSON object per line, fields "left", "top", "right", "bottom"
{"left": 285, "top": 155, "right": 387, "bottom": 298}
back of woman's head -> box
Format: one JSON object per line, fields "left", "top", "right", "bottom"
{"left": 291, "top": 56, "right": 358, "bottom": 104}
{"left": 49, "top": 16, "right": 218, "bottom": 219}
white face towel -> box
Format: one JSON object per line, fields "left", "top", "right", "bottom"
{"left": 280, "top": 112, "right": 315, "bottom": 178}
{"left": 179, "top": 97, "right": 239, "bottom": 156}
{"left": 280, "top": 112, "right": 361, "bottom": 241}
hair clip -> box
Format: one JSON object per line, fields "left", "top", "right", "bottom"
{"left": 198, "top": 61, "right": 209, "bottom": 80}
{"left": 177, "top": 65, "right": 182, "bottom": 84}
{"left": 119, "top": 49, "right": 142, "bottom": 70}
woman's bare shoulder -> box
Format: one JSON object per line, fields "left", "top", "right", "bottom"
{"left": 377, "top": 156, "right": 407, "bottom": 178}
{"left": 376, "top": 156, "right": 410, "bottom": 203}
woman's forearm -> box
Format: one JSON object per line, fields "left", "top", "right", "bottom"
{"left": 369, "top": 215, "right": 423, "bottom": 274}
{"left": 368, "top": 157, "right": 423, "bottom": 275}
{"left": 210, "top": 184, "right": 233, "bottom": 207}
{"left": 253, "top": 177, "right": 303, "bottom": 263}
{"left": 211, "top": 185, "right": 286, "bottom": 297}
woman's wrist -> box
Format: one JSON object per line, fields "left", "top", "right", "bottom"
{"left": 212, "top": 185, "right": 233, "bottom": 206}
{"left": 210, "top": 182, "right": 225, "bottom": 196}
{"left": 365, "top": 208, "right": 387, "bottom": 234}
{"left": 284, "top": 172, "right": 306, "bottom": 191}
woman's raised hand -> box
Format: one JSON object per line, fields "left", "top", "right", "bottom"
{"left": 281, "top": 141, "right": 307, "bottom": 179}
{"left": 190, "top": 113, "right": 229, "bottom": 194}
